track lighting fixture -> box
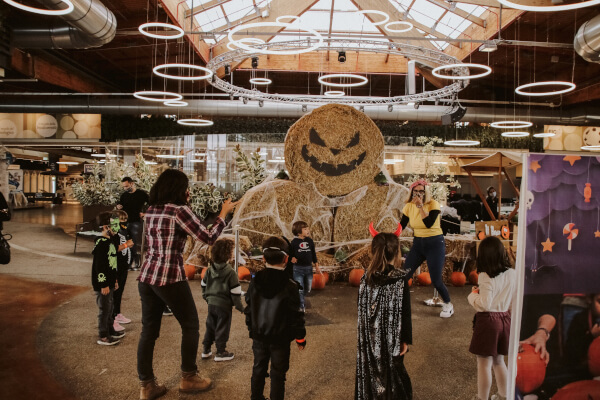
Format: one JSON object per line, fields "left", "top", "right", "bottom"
{"left": 302, "top": 104, "right": 307, "bottom": 112}
{"left": 388, "top": 105, "right": 393, "bottom": 112}
{"left": 224, "top": 64, "right": 230, "bottom": 75}
{"left": 259, "top": 100, "right": 264, "bottom": 107}
{"left": 243, "top": 97, "right": 248, "bottom": 104}
{"left": 251, "top": 57, "right": 258, "bottom": 69}
{"left": 338, "top": 51, "right": 346, "bottom": 63}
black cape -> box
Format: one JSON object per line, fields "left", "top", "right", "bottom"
{"left": 355, "top": 266, "right": 412, "bottom": 400}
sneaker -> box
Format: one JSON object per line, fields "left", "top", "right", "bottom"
{"left": 111, "top": 331, "right": 126, "bottom": 339}
{"left": 113, "top": 320, "right": 126, "bottom": 332}
{"left": 214, "top": 351, "right": 234, "bottom": 362}
{"left": 163, "top": 306, "right": 173, "bottom": 316}
{"left": 440, "top": 302, "right": 454, "bottom": 318}
{"left": 97, "top": 336, "right": 120, "bottom": 346}
{"left": 115, "top": 313, "right": 131, "bottom": 324}
{"left": 201, "top": 348, "right": 212, "bottom": 360}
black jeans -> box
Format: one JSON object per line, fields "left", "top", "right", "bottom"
{"left": 129, "top": 221, "right": 143, "bottom": 267}
{"left": 404, "top": 234, "right": 451, "bottom": 303}
{"left": 113, "top": 268, "right": 128, "bottom": 316}
{"left": 251, "top": 340, "right": 291, "bottom": 400}
{"left": 202, "top": 304, "right": 232, "bottom": 353}
{"left": 137, "top": 280, "right": 200, "bottom": 381}
{"left": 95, "top": 288, "right": 114, "bottom": 338}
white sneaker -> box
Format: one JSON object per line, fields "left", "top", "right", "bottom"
{"left": 440, "top": 302, "right": 454, "bottom": 318}
{"left": 115, "top": 313, "right": 131, "bottom": 324}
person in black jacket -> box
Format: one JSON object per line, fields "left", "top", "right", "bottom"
{"left": 245, "top": 236, "right": 306, "bottom": 400}
{"left": 92, "top": 212, "right": 124, "bottom": 346}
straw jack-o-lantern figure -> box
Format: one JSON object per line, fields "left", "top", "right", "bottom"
{"left": 232, "top": 104, "right": 408, "bottom": 251}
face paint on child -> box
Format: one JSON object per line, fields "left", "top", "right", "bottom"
{"left": 110, "top": 218, "right": 120, "bottom": 234}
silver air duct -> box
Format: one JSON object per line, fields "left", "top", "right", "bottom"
{"left": 0, "top": 99, "right": 598, "bottom": 125}
{"left": 575, "top": 13, "right": 600, "bottom": 63}
{"left": 10, "top": 0, "right": 116, "bottom": 49}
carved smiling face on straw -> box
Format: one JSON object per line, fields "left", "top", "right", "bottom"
{"left": 284, "top": 104, "right": 384, "bottom": 196}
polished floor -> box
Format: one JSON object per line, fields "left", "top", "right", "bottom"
{"left": 1, "top": 203, "right": 494, "bottom": 400}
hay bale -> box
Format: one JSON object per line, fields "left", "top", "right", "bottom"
{"left": 184, "top": 234, "right": 252, "bottom": 267}
{"left": 231, "top": 179, "right": 333, "bottom": 247}
{"left": 285, "top": 104, "right": 385, "bottom": 196}
{"left": 333, "top": 182, "right": 409, "bottom": 252}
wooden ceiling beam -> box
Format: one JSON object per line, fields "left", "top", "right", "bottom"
{"left": 447, "top": 0, "right": 501, "bottom": 7}
{"left": 427, "top": 0, "right": 486, "bottom": 28}
{"left": 160, "top": 0, "right": 211, "bottom": 63}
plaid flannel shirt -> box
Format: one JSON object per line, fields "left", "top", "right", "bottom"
{"left": 138, "top": 204, "right": 225, "bottom": 286}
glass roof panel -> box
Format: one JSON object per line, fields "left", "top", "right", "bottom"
{"left": 412, "top": 0, "right": 445, "bottom": 21}
{"left": 222, "top": 0, "right": 254, "bottom": 22}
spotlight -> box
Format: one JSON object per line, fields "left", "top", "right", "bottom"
{"left": 251, "top": 57, "right": 258, "bottom": 69}
{"left": 338, "top": 51, "right": 347, "bottom": 63}
{"left": 388, "top": 105, "right": 393, "bottom": 112}
{"left": 229, "top": 93, "right": 234, "bottom": 101}
{"left": 243, "top": 97, "right": 248, "bottom": 104}
{"left": 224, "top": 64, "right": 230, "bottom": 75}
{"left": 359, "top": 106, "right": 365, "bottom": 112}
{"left": 414, "top": 102, "right": 420, "bottom": 109}
{"left": 302, "top": 104, "right": 307, "bottom": 112}
{"left": 259, "top": 100, "right": 264, "bottom": 107}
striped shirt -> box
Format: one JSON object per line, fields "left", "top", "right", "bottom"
{"left": 138, "top": 204, "right": 225, "bottom": 286}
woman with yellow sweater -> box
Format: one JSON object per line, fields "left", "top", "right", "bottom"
{"left": 401, "top": 179, "right": 453, "bottom": 318}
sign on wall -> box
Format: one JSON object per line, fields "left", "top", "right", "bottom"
{"left": 0, "top": 113, "right": 101, "bottom": 139}
{"left": 543, "top": 125, "right": 600, "bottom": 151}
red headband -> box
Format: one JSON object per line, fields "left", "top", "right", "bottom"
{"left": 410, "top": 180, "right": 428, "bottom": 190}
{"left": 369, "top": 221, "right": 402, "bottom": 237}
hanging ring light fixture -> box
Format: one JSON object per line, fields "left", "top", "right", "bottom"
{"left": 515, "top": 81, "right": 576, "bottom": 96}
{"left": 228, "top": 22, "right": 323, "bottom": 55}
{"left": 249, "top": 78, "right": 272, "bottom": 85}
{"left": 164, "top": 100, "right": 188, "bottom": 107}
{"left": 533, "top": 132, "right": 556, "bottom": 138}
{"left": 501, "top": 131, "right": 530, "bottom": 137}
{"left": 490, "top": 121, "right": 533, "bottom": 128}
{"left": 3, "top": 0, "right": 74, "bottom": 15}
{"left": 384, "top": 21, "right": 413, "bottom": 33}
{"left": 153, "top": 64, "right": 213, "bottom": 81}
{"left": 177, "top": 119, "right": 214, "bottom": 126}
{"left": 276, "top": 15, "right": 300, "bottom": 23}
{"left": 355, "top": 10, "right": 390, "bottom": 26}
{"left": 444, "top": 140, "right": 480, "bottom": 146}
{"left": 581, "top": 145, "right": 600, "bottom": 151}
{"left": 133, "top": 91, "right": 183, "bottom": 102}
{"left": 497, "top": 0, "right": 600, "bottom": 12}
{"left": 318, "top": 73, "right": 368, "bottom": 87}
{"left": 226, "top": 37, "right": 265, "bottom": 52}
{"left": 324, "top": 90, "right": 345, "bottom": 97}
{"left": 139, "top": 22, "right": 184, "bottom": 39}
{"left": 432, "top": 63, "right": 492, "bottom": 80}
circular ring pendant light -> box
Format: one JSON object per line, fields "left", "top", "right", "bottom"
{"left": 227, "top": 37, "right": 265, "bottom": 52}
{"left": 324, "top": 90, "right": 345, "bottom": 97}
{"left": 515, "top": 81, "right": 576, "bottom": 96}
{"left": 3, "top": 0, "right": 74, "bottom": 15}
{"left": 533, "top": 132, "right": 556, "bottom": 138}
{"left": 133, "top": 91, "right": 183, "bottom": 102}
{"left": 490, "top": 121, "right": 533, "bottom": 129}
{"left": 249, "top": 78, "right": 272, "bottom": 85}
{"left": 164, "top": 100, "right": 188, "bottom": 107}
{"left": 355, "top": 10, "right": 390, "bottom": 26}
{"left": 228, "top": 22, "right": 323, "bottom": 55}
{"left": 318, "top": 73, "right": 368, "bottom": 87}
{"left": 581, "top": 145, "right": 600, "bottom": 151}
{"left": 385, "top": 21, "right": 413, "bottom": 33}
{"left": 177, "top": 119, "right": 214, "bottom": 126}
{"left": 276, "top": 15, "right": 300, "bottom": 23}
{"left": 444, "top": 140, "right": 480, "bottom": 146}
{"left": 432, "top": 63, "right": 492, "bottom": 80}
{"left": 153, "top": 64, "right": 213, "bottom": 81}
{"left": 501, "top": 131, "right": 530, "bottom": 137}
{"left": 497, "top": 0, "right": 600, "bottom": 12}
{"left": 139, "top": 22, "right": 184, "bottom": 39}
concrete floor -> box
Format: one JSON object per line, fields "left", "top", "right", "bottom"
{"left": 0, "top": 204, "right": 494, "bottom": 400}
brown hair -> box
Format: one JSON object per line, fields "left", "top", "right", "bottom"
{"left": 292, "top": 220, "right": 308, "bottom": 236}
{"left": 406, "top": 182, "right": 433, "bottom": 205}
{"left": 262, "top": 236, "right": 289, "bottom": 265}
{"left": 96, "top": 211, "right": 119, "bottom": 227}
{"left": 210, "top": 238, "right": 235, "bottom": 264}
{"left": 149, "top": 169, "right": 189, "bottom": 206}
{"left": 366, "top": 233, "right": 399, "bottom": 282}
{"left": 114, "top": 210, "right": 128, "bottom": 220}
{"left": 476, "top": 236, "right": 510, "bottom": 278}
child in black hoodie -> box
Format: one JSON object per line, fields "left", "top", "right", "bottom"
{"left": 245, "top": 236, "right": 306, "bottom": 400}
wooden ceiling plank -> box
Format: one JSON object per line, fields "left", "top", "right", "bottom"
{"left": 448, "top": 0, "right": 500, "bottom": 7}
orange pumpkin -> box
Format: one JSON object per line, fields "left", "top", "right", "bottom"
{"left": 200, "top": 267, "right": 207, "bottom": 280}
{"left": 417, "top": 272, "right": 431, "bottom": 286}
{"left": 551, "top": 380, "right": 600, "bottom": 400}
{"left": 322, "top": 271, "right": 329, "bottom": 283}
{"left": 238, "top": 266, "right": 251, "bottom": 281}
{"left": 516, "top": 344, "right": 546, "bottom": 394}
{"left": 184, "top": 264, "right": 197, "bottom": 280}
{"left": 349, "top": 269, "right": 365, "bottom": 287}
{"left": 588, "top": 337, "right": 600, "bottom": 377}
{"left": 408, "top": 278, "right": 413, "bottom": 287}
{"left": 450, "top": 271, "right": 466, "bottom": 287}
{"left": 312, "top": 273, "right": 327, "bottom": 290}
{"left": 469, "top": 271, "right": 479, "bottom": 285}
{"left": 501, "top": 225, "right": 510, "bottom": 239}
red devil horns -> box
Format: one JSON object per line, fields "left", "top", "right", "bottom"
{"left": 369, "top": 222, "right": 403, "bottom": 237}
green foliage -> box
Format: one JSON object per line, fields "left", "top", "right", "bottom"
{"left": 374, "top": 171, "right": 388, "bottom": 185}
{"left": 275, "top": 169, "right": 290, "bottom": 180}
{"left": 335, "top": 247, "right": 348, "bottom": 263}
{"left": 72, "top": 165, "right": 119, "bottom": 206}
{"left": 188, "top": 183, "right": 225, "bottom": 220}
{"left": 234, "top": 144, "right": 266, "bottom": 193}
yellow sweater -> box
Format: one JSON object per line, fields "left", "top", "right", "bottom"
{"left": 402, "top": 200, "right": 443, "bottom": 237}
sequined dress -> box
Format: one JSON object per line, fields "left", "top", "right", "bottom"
{"left": 355, "top": 265, "right": 412, "bottom": 400}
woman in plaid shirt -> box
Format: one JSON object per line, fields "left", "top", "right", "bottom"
{"left": 137, "top": 169, "right": 237, "bottom": 400}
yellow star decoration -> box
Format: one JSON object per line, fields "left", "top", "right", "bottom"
{"left": 563, "top": 155, "right": 581, "bottom": 166}
{"left": 530, "top": 160, "right": 542, "bottom": 173}
{"left": 595, "top": 230, "right": 600, "bottom": 238}
{"left": 541, "top": 238, "right": 555, "bottom": 252}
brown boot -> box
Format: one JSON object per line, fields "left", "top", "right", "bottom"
{"left": 179, "top": 370, "right": 212, "bottom": 393}
{"left": 139, "top": 378, "right": 167, "bottom": 400}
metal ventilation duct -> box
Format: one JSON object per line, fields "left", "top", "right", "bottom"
{"left": 575, "top": 13, "right": 600, "bottom": 63}
{"left": 0, "top": 99, "right": 598, "bottom": 125}
{"left": 10, "top": 0, "right": 116, "bottom": 49}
